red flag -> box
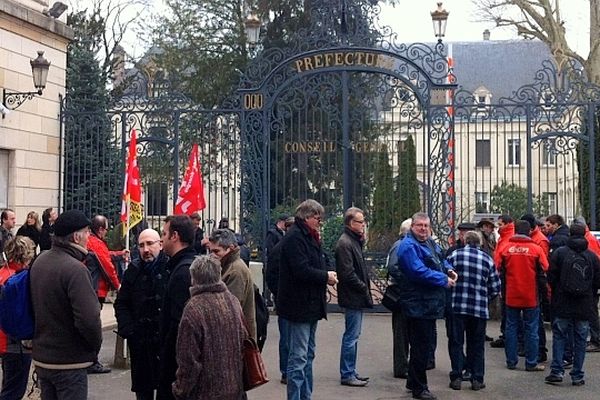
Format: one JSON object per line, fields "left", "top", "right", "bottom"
{"left": 120, "top": 129, "right": 143, "bottom": 235}
{"left": 175, "top": 144, "right": 206, "bottom": 215}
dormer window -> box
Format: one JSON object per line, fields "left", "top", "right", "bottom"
{"left": 474, "top": 86, "right": 492, "bottom": 110}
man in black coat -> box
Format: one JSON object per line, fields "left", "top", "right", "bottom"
{"left": 335, "top": 207, "right": 372, "bottom": 387}
{"left": 545, "top": 214, "right": 570, "bottom": 253}
{"left": 546, "top": 223, "right": 600, "bottom": 385}
{"left": 157, "top": 215, "right": 197, "bottom": 400}
{"left": 115, "top": 229, "right": 169, "bottom": 400}
{"left": 277, "top": 199, "right": 338, "bottom": 400}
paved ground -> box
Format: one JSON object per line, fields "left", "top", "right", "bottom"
{"left": 82, "top": 305, "right": 600, "bottom": 399}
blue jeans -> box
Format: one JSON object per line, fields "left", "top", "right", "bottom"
{"left": 550, "top": 318, "right": 588, "bottom": 382}
{"left": 448, "top": 315, "right": 486, "bottom": 383}
{"left": 340, "top": 308, "right": 363, "bottom": 380}
{"left": 286, "top": 319, "right": 317, "bottom": 400}
{"left": 0, "top": 352, "right": 32, "bottom": 400}
{"left": 278, "top": 316, "right": 290, "bottom": 378}
{"left": 505, "top": 306, "right": 539, "bottom": 368}
{"left": 36, "top": 366, "right": 88, "bottom": 400}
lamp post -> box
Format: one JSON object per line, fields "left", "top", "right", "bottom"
{"left": 244, "top": 13, "right": 261, "bottom": 51}
{"left": 430, "top": 2, "right": 449, "bottom": 43}
{"left": 2, "top": 51, "right": 51, "bottom": 117}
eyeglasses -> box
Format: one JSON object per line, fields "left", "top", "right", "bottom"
{"left": 353, "top": 219, "right": 366, "bottom": 224}
{"left": 138, "top": 240, "right": 160, "bottom": 249}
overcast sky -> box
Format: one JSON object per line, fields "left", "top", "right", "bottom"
{"left": 75, "top": 0, "right": 590, "bottom": 60}
{"left": 379, "top": 1, "right": 590, "bottom": 56}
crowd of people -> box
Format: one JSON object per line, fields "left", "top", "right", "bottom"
{"left": 385, "top": 212, "right": 600, "bottom": 400}
{"left": 2, "top": 204, "right": 600, "bottom": 400}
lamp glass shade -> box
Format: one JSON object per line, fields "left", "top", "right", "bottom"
{"left": 430, "top": 2, "right": 449, "bottom": 39}
{"left": 244, "top": 14, "right": 261, "bottom": 46}
{"left": 30, "top": 51, "right": 51, "bottom": 92}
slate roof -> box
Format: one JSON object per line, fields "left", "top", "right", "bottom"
{"left": 449, "top": 39, "right": 553, "bottom": 101}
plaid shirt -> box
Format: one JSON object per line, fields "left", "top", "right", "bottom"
{"left": 448, "top": 245, "right": 501, "bottom": 319}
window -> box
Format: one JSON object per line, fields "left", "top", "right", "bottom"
{"left": 542, "top": 141, "right": 556, "bottom": 166}
{"left": 507, "top": 139, "right": 521, "bottom": 166}
{"left": 476, "top": 140, "right": 491, "bottom": 167}
{"left": 146, "top": 182, "right": 168, "bottom": 215}
{"left": 475, "top": 192, "right": 489, "bottom": 213}
{"left": 0, "top": 150, "right": 8, "bottom": 208}
{"left": 544, "top": 192, "right": 558, "bottom": 214}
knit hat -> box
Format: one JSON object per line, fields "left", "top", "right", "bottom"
{"left": 53, "top": 210, "right": 91, "bottom": 237}
{"left": 277, "top": 214, "right": 290, "bottom": 222}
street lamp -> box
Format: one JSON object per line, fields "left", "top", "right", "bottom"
{"left": 430, "top": 2, "right": 449, "bottom": 43}
{"left": 244, "top": 13, "right": 261, "bottom": 49}
{"left": 2, "top": 51, "right": 51, "bottom": 117}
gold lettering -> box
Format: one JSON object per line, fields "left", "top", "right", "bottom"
{"left": 355, "top": 52, "right": 365, "bottom": 65}
{"left": 314, "top": 54, "right": 324, "bottom": 68}
{"left": 365, "top": 53, "right": 376, "bottom": 66}
{"left": 295, "top": 59, "right": 305, "bottom": 73}
{"left": 335, "top": 53, "right": 344, "bottom": 65}
{"left": 306, "top": 142, "right": 314, "bottom": 152}
{"left": 303, "top": 57, "right": 314, "bottom": 70}
{"left": 324, "top": 53, "right": 333, "bottom": 67}
{"left": 314, "top": 142, "right": 321, "bottom": 152}
{"left": 344, "top": 53, "right": 354, "bottom": 65}
{"left": 284, "top": 143, "right": 292, "bottom": 153}
{"left": 298, "top": 142, "right": 306, "bottom": 152}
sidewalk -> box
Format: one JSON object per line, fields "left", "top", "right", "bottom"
{"left": 247, "top": 313, "right": 600, "bottom": 400}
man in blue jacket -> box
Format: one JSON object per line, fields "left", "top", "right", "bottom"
{"left": 397, "top": 212, "right": 457, "bottom": 400}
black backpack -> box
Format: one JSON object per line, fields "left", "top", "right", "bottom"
{"left": 254, "top": 284, "right": 269, "bottom": 352}
{"left": 561, "top": 252, "right": 593, "bottom": 297}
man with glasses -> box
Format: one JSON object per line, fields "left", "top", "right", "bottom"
{"left": 208, "top": 228, "right": 256, "bottom": 340}
{"left": 115, "top": 229, "right": 169, "bottom": 400}
{"left": 277, "top": 199, "right": 338, "bottom": 400}
{"left": 335, "top": 207, "right": 372, "bottom": 387}
{"left": 396, "top": 212, "right": 457, "bottom": 400}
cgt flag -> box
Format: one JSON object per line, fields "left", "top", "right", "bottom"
{"left": 120, "top": 129, "right": 143, "bottom": 236}
{"left": 175, "top": 143, "right": 206, "bottom": 215}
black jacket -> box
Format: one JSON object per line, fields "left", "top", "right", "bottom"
{"left": 335, "top": 227, "right": 372, "bottom": 309}
{"left": 550, "top": 224, "right": 570, "bottom": 252}
{"left": 39, "top": 223, "right": 53, "bottom": 251}
{"left": 157, "top": 247, "right": 196, "bottom": 400}
{"left": 265, "top": 240, "right": 283, "bottom": 299}
{"left": 16, "top": 224, "right": 41, "bottom": 247}
{"left": 276, "top": 219, "right": 328, "bottom": 323}
{"left": 548, "top": 237, "right": 600, "bottom": 321}
{"left": 265, "top": 225, "right": 284, "bottom": 255}
{"left": 115, "top": 251, "right": 169, "bottom": 392}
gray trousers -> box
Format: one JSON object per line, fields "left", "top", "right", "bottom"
{"left": 36, "top": 367, "right": 87, "bottom": 400}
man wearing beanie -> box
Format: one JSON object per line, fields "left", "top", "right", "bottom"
{"left": 30, "top": 210, "right": 103, "bottom": 399}
{"left": 545, "top": 223, "right": 600, "bottom": 386}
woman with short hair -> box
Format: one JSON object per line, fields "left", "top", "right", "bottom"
{"left": 172, "top": 255, "right": 247, "bottom": 400}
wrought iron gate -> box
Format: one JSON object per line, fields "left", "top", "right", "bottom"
{"left": 60, "top": 0, "right": 600, "bottom": 307}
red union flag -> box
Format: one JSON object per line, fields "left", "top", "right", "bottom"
{"left": 120, "top": 129, "right": 143, "bottom": 236}
{"left": 175, "top": 143, "right": 206, "bottom": 215}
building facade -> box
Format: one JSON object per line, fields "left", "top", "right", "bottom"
{"left": 0, "top": 0, "right": 72, "bottom": 220}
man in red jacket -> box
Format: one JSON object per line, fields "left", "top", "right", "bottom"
{"left": 498, "top": 220, "right": 549, "bottom": 371}
{"left": 86, "top": 215, "right": 127, "bottom": 373}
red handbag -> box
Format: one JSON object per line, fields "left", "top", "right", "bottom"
{"left": 242, "top": 337, "right": 269, "bottom": 390}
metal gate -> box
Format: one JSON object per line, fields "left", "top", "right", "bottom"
{"left": 60, "top": 0, "right": 600, "bottom": 305}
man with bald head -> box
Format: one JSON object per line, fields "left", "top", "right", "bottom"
{"left": 115, "top": 229, "right": 170, "bottom": 400}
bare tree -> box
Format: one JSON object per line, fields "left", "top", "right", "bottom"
{"left": 473, "top": 0, "right": 600, "bottom": 84}
{"left": 68, "top": 0, "right": 151, "bottom": 78}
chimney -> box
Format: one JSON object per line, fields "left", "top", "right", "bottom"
{"left": 483, "top": 29, "right": 491, "bottom": 41}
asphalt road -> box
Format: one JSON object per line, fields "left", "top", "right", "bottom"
{"left": 85, "top": 313, "right": 600, "bottom": 399}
